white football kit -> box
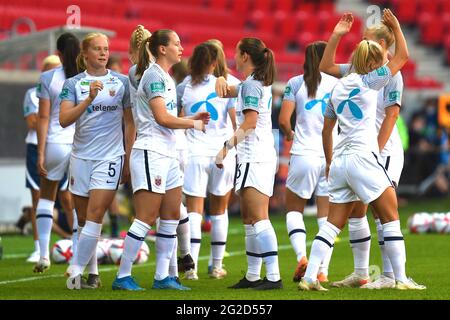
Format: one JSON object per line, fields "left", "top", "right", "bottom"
{"left": 60, "top": 69, "right": 130, "bottom": 196}
{"left": 325, "top": 66, "right": 394, "bottom": 204}
{"left": 234, "top": 75, "right": 277, "bottom": 197}
{"left": 283, "top": 72, "right": 338, "bottom": 199}
{"left": 177, "top": 74, "right": 237, "bottom": 197}
{"left": 131, "top": 63, "right": 183, "bottom": 194}
{"left": 340, "top": 64, "right": 404, "bottom": 185}
{"left": 37, "top": 66, "right": 75, "bottom": 180}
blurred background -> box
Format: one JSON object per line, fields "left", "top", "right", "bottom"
{"left": 0, "top": 0, "right": 449, "bottom": 233}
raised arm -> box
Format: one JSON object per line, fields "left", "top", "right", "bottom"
{"left": 383, "top": 9, "right": 409, "bottom": 76}
{"left": 320, "top": 13, "right": 354, "bottom": 78}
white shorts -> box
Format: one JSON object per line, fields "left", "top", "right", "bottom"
{"left": 177, "top": 148, "right": 187, "bottom": 174}
{"left": 130, "top": 149, "right": 183, "bottom": 194}
{"left": 183, "top": 155, "right": 236, "bottom": 197}
{"left": 328, "top": 152, "right": 394, "bottom": 204}
{"left": 380, "top": 152, "right": 404, "bottom": 187}
{"left": 286, "top": 155, "right": 328, "bottom": 199}
{"left": 235, "top": 161, "right": 276, "bottom": 197}
{"left": 45, "top": 143, "right": 72, "bottom": 181}
{"left": 69, "top": 155, "right": 124, "bottom": 197}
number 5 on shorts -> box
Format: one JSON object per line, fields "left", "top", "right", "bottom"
{"left": 108, "top": 162, "right": 117, "bottom": 177}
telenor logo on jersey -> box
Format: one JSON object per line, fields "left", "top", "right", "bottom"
{"left": 305, "top": 93, "right": 331, "bottom": 115}
{"left": 336, "top": 88, "right": 363, "bottom": 120}
{"left": 150, "top": 82, "right": 165, "bottom": 93}
{"left": 244, "top": 96, "right": 259, "bottom": 108}
{"left": 86, "top": 104, "right": 118, "bottom": 113}
{"left": 190, "top": 92, "right": 219, "bottom": 120}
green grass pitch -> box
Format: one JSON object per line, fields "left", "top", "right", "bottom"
{"left": 0, "top": 198, "right": 449, "bottom": 300}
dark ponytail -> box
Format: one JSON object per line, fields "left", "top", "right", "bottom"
{"left": 189, "top": 43, "right": 218, "bottom": 85}
{"left": 238, "top": 38, "right": 275, "bottom": 86}
{"left": 136, "top": 29, "right": 175, "bottom": 80}
{"left": 56, "top": 32, "right": 80, "bottom": 78}
{"left": 303, "top": 41, "right": 327, "bottom": 98}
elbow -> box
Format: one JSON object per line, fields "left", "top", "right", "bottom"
{"left": 59, "top": 118, "right": 69, "bottom": 128}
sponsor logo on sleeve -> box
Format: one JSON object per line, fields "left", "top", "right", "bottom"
{"left": 150, "top": 82, "right": 165, "bottom": 93}
{"left": 244, "top": 96, "right": 259, "bottom": 108}
{"left": 59, "top": 88, "right": 69, "bottom": 99}
{"left": 389, "top": 91, "right": 400, "bottom": 102}
{"left": 376, "top": 66, "right": 388, "bottom": 76}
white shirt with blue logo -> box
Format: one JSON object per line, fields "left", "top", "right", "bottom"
{"left": 325, "top": 65, "right": 392, "bottom": 157}
{"left": 23, "top": 87, "right": 39, "bottom": 145}
{"left": 236, "top": 75, "right": 276, "bottom": 163}
{"left": 60, "top": 69, "right": 130, "bottom": 160}
{"left": 340, "top": 63, "right": 403, "bottom": 156}
{"left": 177, "top": 74, "right": 236, "bottom": 157}
{"left": 37, "top": 66, "right": 75, "bottom": 144}
{"left": 133, "top": 63, "right": 178, "bottom": 158}
{"left": 283, "top": 72, "right": 338, "bottom": 156}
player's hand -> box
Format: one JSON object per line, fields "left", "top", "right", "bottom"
{"left": 89, "top": 80, "right": 103, "bottom": 100}
{"left": 37, "top": 154, "right": 47, "bottom": 177}
{"left": 215, "top": 76, "right": 229, "bottom": 98}
{"left": 333, "top": 13, "right": 354, "bottom": 36}
{"left": 193, "top": 111, "right": 211, "bottom": 124}
{"left": 286, "top": 130, "right": 295, "bottom": 141}
{"left": 382, "top": 9, "right": 400, "bottom": 31}
{"left": 120, "top": 162, "right": 130, "bottom": 185}
{"left": 215, "top": 146, "right": 228, "bottom": 169}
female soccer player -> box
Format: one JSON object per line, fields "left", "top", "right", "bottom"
{"left": 177, "top": 42, "right": 236, "bottom": 280}
{"left": 111, "top": 29, "right": 209, "bottom": 291}
{"left": 320, "top": 13, "right": 408, "bottom": 289}
{"left": 298, "top": 9, "right": 425, "bottom": 291}
{"left": 278, "top": 41, "right": 338, "bottom": 283}
{"left": 24, "top": 55, "right": 65, "bottom": 263}
{"left": 215, "top": 38, "right": 283, "bottom": 290}
{"left": 61, "top": 32, "right": 135, "bottom": 290}
{"left": 34, "top": 34, "right": 80, "bottom": 273}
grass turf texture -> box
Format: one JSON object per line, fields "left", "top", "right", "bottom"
{"left": 0, "top": 198, "right": 449, "bottom": 300}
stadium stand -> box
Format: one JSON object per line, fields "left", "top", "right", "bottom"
{"left": 0, "top": 0, "right": 444, "bottom": 87}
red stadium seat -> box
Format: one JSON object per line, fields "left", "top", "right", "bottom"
{"left": 418, "top": 13, "right": 444, "bottom": 46}
{"left": 252, "top": 0, "right": 272, "bottom": 13}
{"left": 392, "top": 0, "right": 418, "bottom": 24}
{"left": 249, "top": 10, "right": 276, "bottom": 34}
{"left": 274, "top": 0, "right": 293, "bottom": 12}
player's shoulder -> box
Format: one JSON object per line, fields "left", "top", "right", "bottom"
{"left": 110, "top": 70, "right": 128, "bottom": 84}
{"left": 39, "top": 66, "right": 63, "bottom": 83}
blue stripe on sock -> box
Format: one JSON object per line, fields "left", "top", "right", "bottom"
{"left": 211, "top": 241, "right": 226, "bottom": 246}
{"left": 36, "top": 214, "right": 53, "bottom": 219}
{"left": 349, "top": 236, "right": 371, "bottom": 244}
{"left": 246, "top": 251, "right": 261, "bottom": 258}
{"left": 190, "top": 238, "right": 201, "bottom": 243}
{"left": 179, "top": 217, "right": 189, "bottom": 225}
{"left": 260, "top": 251, "right": 278, "bottom": 257}
{"left": 127, "top": 231, "right": 145, "bottom": 241}
{"left": 288, "top": 229, "right": 306, "bottom": 237}
{"left": 315, "top": 236, "right": 333, "bottom": 248}
{"left": 384, "top": 236, "right": 404, "bottom": 241}
{"left": 156, "top": 233, "right": 176, "bottom": 239}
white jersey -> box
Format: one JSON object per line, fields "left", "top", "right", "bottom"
{"left": 177, "top": 74, "right": 236, "bottom": 157}
{"left": 23, "top": 87, "right": 39, "bottom": 145}
{"left": 60, "top": 70, "right": 130, "bottom": 160}
{"left": 325, "top": 65, "right": 393, "bottom": 158}
{"left": 236, "top": 75, "right": 276, "bottom": 163}
{"left": 36, "top": 66, "right": 75, "bottom": 144}
{"left": 340, "top": 64, "right": 404, "bottom": 157}
{"left": 283, "top": 72, "right": 338, "bottom": 156}
{"left": 133, "top": 63, "right": 178, "bottom": 158}
{"left": 128, "top": 64, "right": 138, "bottom": 109}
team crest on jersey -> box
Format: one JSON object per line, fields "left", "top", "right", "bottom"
{"left": 109, "top": 89, "right": 116, "bottom": 97}
{"left": 70, "top": 176, "right": 75, "bottom": 186}
{"left": 154, "top": 175, "right": 162, "bottom": 187}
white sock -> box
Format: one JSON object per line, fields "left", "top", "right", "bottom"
{"left": 177, "top": 204, "right": 190, "bottom": 257}
{"left": 117, "top": 219, "right": 150, "bottom": 279}
{"left": 305, "top": 221, "right": 340, "bottom": 282}
{"left": 254, "top": 220, "right": 280, "bottom": 282}
{"left": 348, "top": 217, "right": 371, "bottom": 277}
{"left": 155, "top": 220, "right": 178, "bottom": 281}
{"left": 210, "top": 214, "right": 228, "bottom": 269}
{"left": 286, "top": 211, "right": 307, "bottom": 261}
{"left": 34, "top": 240, "right": 40, "bottom": 253}
{"left": 87, "top": 252, "right": 98, "bottom": 275}
{"left": 375, "top": 219, "right": 394, "bottom": 278}
{"left": 36, "top": 199, "right": 55, "bottom": 260}
{"left": 317, "top": 217, "right": 334, "bottom": 276}
{"left": 169, "top": 240, "right": 178, "bottom": 277}
{"left": 208, "top": 209, "right": 228, "bottom": 268}
{"left": 189, "top": 212, "right": 202, "bottom": 271}
{"left": 382, "top": 220, "right": 407, "bottom": 283}
{"left": 70, "top": 210, "right": 78, "bottom": 266}
{"left": 245, "top": 224, "right": 262, "bottom": 281}
{"left": 72, "top": 221, "right": 102, "bottom": 277}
